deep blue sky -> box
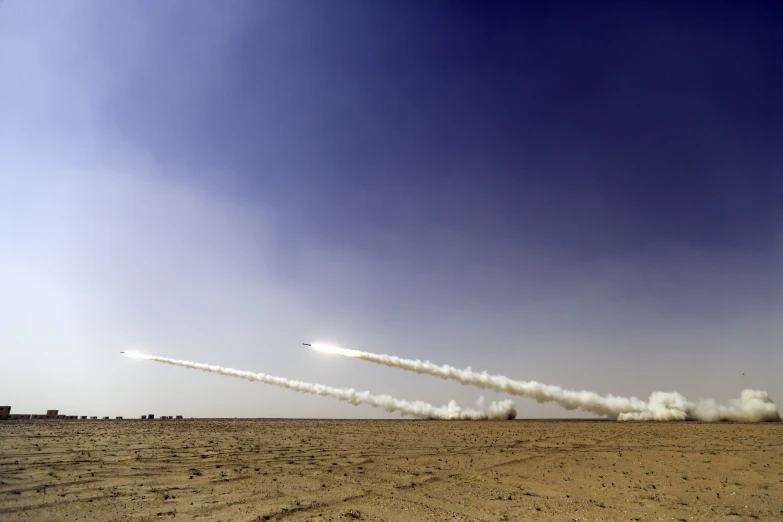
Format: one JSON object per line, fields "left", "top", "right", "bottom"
{"left": 1, "top": 1, "right": 781, "bottom": 418}
{"left": 100, "top": 1, "right": 783, "bottom": 292}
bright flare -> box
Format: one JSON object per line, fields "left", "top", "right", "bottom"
{"left": 310, "top": 343, "right": 361, "bottom": 358}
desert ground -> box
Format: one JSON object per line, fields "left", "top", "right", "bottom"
{"left": 0, "top": 419, "right": 781, "bottom": 521}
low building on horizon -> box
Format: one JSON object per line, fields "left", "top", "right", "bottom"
{"left": 2, "top": 406, "right": 156, "bottom": 421}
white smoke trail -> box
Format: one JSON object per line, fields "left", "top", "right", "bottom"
{"left": 310, "top": 344, "right": 780, "bottom": 422}
{"left": 125, "top": 352, "right": 517, "bottom": 420}
{"left": 619, "top": 389, "right": 781, "bottom": 422}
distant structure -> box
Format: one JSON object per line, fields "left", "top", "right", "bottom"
{"left": 176, "top": 415, "right": 183, "bottom": 419}
{"left": 1, "top": 406, "right": 157, "bottom": 421}
{"left": 0, "top": 407, "right": 89, "bottom": 420}
{"left": 1, "top": 406, "right": 33, "bottom": 421}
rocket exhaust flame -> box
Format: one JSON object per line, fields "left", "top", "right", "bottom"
{"left": 311, "top": 343, "right": 361, "bottom": 358}
{"left": 126, "top": 352, "right": 517, "bottom": 420}
{"left": 309, "top": 345, "right": 780, "bottom": 422}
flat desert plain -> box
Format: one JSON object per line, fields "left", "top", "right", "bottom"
{"left": 1, "top": 419, "right": 781, "bottom": 521}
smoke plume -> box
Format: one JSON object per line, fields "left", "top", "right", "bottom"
{"left": 310, "top": 344, "right": 780, "bottom": 422}
{"left": 618, "top": 389, "right": 781, "bottom": 422}
{"left": 126, "top": 352, "right": 517, "bottom": 420}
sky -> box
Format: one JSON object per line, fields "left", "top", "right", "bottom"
{"left": 1, "top": 0, "right": 781, "bottom": 419}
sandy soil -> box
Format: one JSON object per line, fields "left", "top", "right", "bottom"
{"left": 1, "top": 419, "right": 781, "bottom": 521}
